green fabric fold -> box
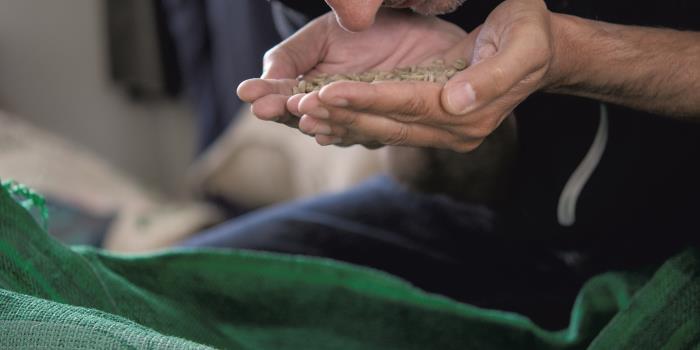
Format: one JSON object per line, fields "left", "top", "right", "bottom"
{"left": 0, "top": 185, "right": 698, "bottom": 349}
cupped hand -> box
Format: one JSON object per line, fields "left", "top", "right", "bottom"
{"left": 295, "top": 0, "right": 556, "bottom": 151}
{"left": 236, "top": 9, "right": 472, "bottom": 147}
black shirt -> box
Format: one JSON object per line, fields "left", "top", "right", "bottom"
{"left": 272, "top": 0, "right": 700, "bottom": 257}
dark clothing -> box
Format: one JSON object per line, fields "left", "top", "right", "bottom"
{"left": 271, "top": 0, "right": 700, "bottom": 240}
{"left": 184, "top": 0, "right": 700, "bottom": 329}
{"left": 184, "top": 176, "right": 599, "bottom": 329}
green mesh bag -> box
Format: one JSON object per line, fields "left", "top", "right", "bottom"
{"left": 0, "top": 181, "right": 699, "bottom": 349}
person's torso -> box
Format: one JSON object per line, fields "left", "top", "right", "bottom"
{"left": 272, "top": 0, "right": 700, "bottom": 251}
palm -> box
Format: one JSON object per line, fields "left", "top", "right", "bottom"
{"left": 238, "top": 9, "right": 474, "bottom": 145}
{"left": 305, "top": 10, "right": 469, "bottom": 79}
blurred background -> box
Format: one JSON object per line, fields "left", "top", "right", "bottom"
{"left": 0, "top": 0, "right": 381, "bottom": 251}
{"left": 0, "top": 0, "right": 196, "bottom": 193}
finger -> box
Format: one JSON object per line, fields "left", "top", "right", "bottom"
{"left": 298, "top": 115, "right": 346, "bottom": 136}
{"left": 251, "top": 94, "right": 293, "bottom": 122}
{"left": 442, "top": 29, "right": 549, "bottom": 115}
{"left": 298, "top": 92, "right": 330, "bottom": 120}
{"left": 320, "top": 84, "right": 496, "bottom": 139}
{"left": 323, "top": 106, "right": 473, "bottom": 150}
{"left": 237, "top": 78, "right": 297, "bottom": 103}
{"left": 286, "top": 94, "right": 305, "bottom": 117}
{"left": 353, "top": 114, "right": 470, "bottom": 150}
{"left": 318, "top": 81, "right": 457, "bottom": 125}
{"left": 261, "top": 15, "right": 329, "bottom": 79}
{"left": 315, "top": 134, "right": 344, "bottom": 146}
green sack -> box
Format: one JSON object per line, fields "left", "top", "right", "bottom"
{"left": 0, "top": 182, "right": 698, "bottom": 349}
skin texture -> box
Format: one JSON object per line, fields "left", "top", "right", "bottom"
{"left": 239, "top": 0, "right": 549, "bottom": 152}
{"left": 547, "top": 14, "right": 700, "bottom": 119}
{"left": 238, "top": 9, "right": 477, "bottom": 149}
{"left": 303, "top": 0, "right": 552, "bottom": 152}
{"left": 238, "top": 0, "right": 700, "bottom": 152}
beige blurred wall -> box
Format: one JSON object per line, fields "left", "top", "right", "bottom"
{"left": 0, "top": 0, "right": 196, "bottom": 194}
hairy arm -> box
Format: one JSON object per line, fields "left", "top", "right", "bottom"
{"left": 547, "top": 13, "right": 700, "bottom": 119}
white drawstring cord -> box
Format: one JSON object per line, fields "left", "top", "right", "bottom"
{"left": 557, "top": 103, "right": 609, "bottom": 227}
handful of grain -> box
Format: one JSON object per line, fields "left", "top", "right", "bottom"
{"left": 293, "top": 58, "right": 468, "bottom": 94}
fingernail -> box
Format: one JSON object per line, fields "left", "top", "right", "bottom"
{"left": 314, "top": 124, "right": 332, "bottom": 136}
{"left": 447, "top": 83, "right": 476, "bottom": 114}
{"left": 329, "top": 98, "right": 349, "bottom": 107}
{"left": 311, "top": 107, "right": 329, "bottom": 119}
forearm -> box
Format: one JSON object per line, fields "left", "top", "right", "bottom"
{"left": 545, "top": 13, "right": 700, "bottom": 119}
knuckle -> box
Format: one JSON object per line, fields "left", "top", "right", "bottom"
{"left": 263, "top": 45, "right": 293, "bottom": 63}
{"left": 262, "top": 47, "right": 284, "bottom": 69}
{"left": 403, "top": 95, "right": 429, "bottom": 117}
{"left": 262, "top": 47, "right": 277, "bottom": 62}
{"left": 382, "top": 124, "right": 410, "bottom": 146}
{"left": 263, "top": 45, "right": 302, "bottom": 75}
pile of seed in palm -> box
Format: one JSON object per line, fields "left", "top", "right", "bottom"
{"left": 293, "top": 58, "right": 468, "bottom": 94}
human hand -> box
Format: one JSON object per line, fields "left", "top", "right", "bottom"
{"left": 236, "top": 9, "right": 472, "bottom": 147}
{"left": 295, "top": 0, "right": 555, "bottom": 151}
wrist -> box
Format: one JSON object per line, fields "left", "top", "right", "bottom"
{"left": 542, "top": 13, "right": 587, "bottom": 93}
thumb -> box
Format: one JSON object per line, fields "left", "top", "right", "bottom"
{"left": 441, "top": 37, "right": 538, "bottom": 115}
{"left": 261, "top": 15, "right": 329, "bottom": 79}
{"left": 441, "top": 42, "right": 499, "bottom": 115}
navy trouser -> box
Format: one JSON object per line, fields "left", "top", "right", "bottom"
{"left": 183, "top": 175, "right": 596, "bottom": 329}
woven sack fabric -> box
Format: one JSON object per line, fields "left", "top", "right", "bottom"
{"left": 0, "top": 182, "right": 699, "bottom": 349}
